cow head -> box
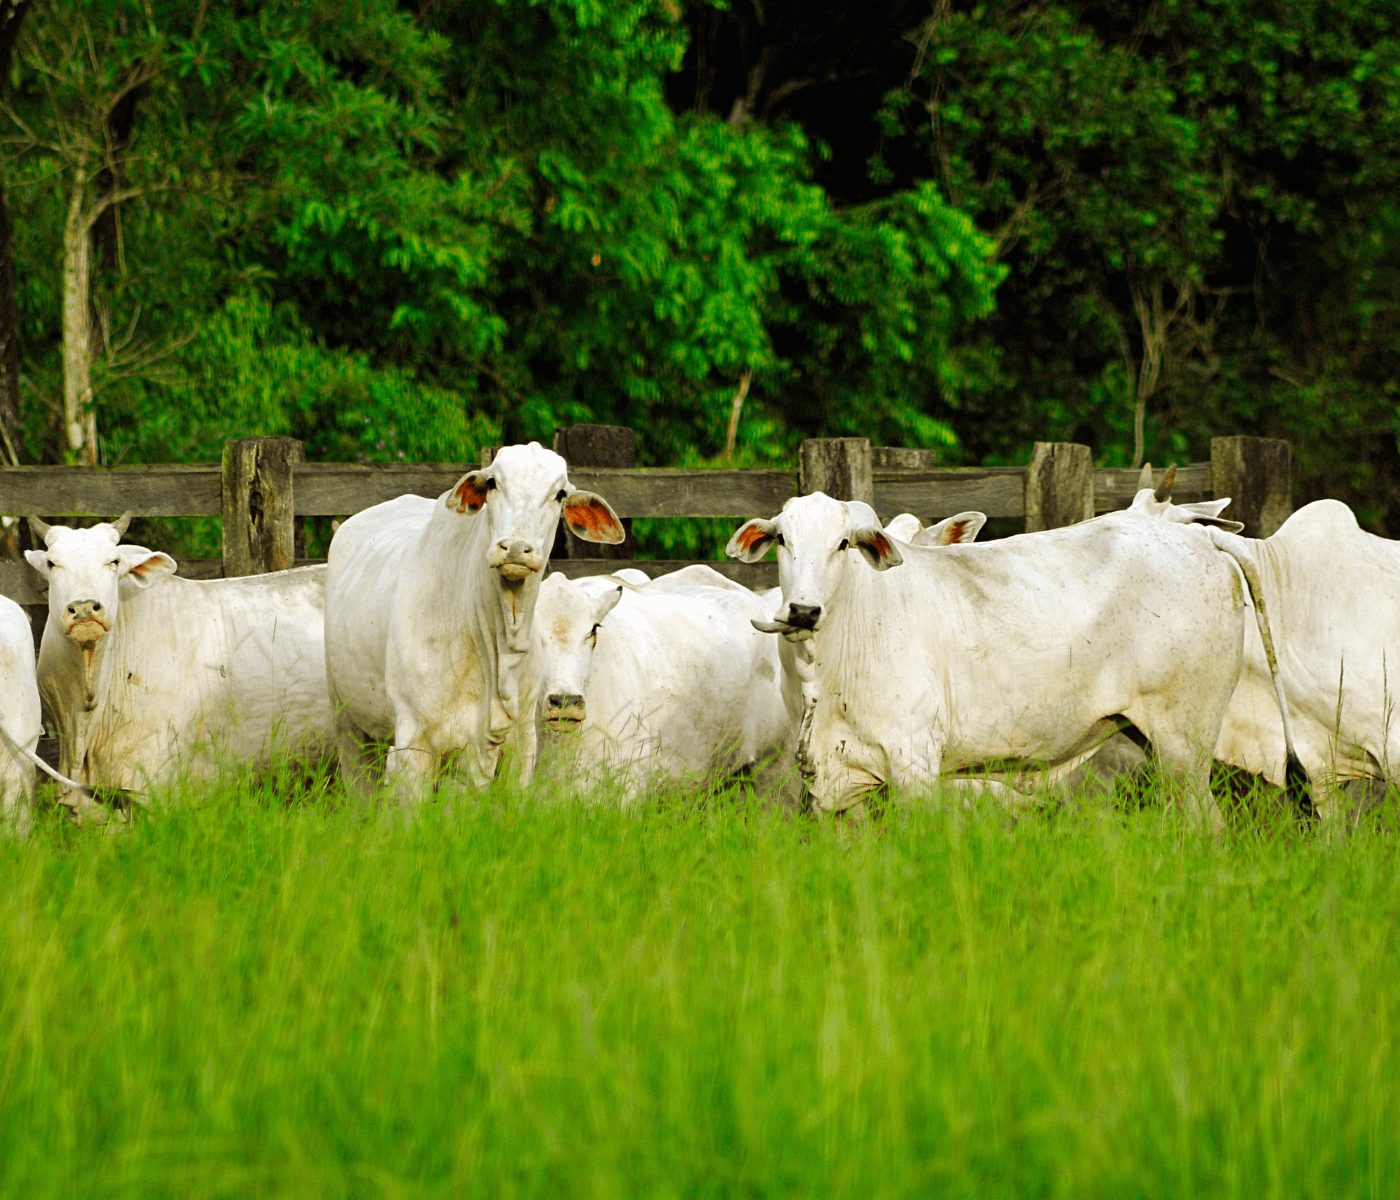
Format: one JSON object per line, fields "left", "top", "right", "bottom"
{"left": 443, "top": 443, "right": 624, "bottom": 583}
{"left": 533, "top": 573, "right": 625, "bottom": 730}
{"left": 1128, "top": 463, "right": 1245, "bottom": 531}
{"left": 726, "top": 492, "right": 902, "bottom": 638}
{"left": 24, "top": 515, "right": 176, "bottom": 651}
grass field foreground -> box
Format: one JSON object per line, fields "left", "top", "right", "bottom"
{"left": 1, "top": 779, "right": 1397, "bottom": 1199}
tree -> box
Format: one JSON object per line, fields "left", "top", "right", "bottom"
{"left": 873, "top": 1, "right": 1400, "bottom": 526}
{"left": 0, "top": 0, "right": 32, "bottom": 473}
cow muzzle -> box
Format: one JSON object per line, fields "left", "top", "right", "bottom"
{"left": 62, "top": 600, "right": 111, "bottom": 647}
{"left": 543, "top": 692, "right": 586, "bottom": 730}
{"left": 489, "top": 539, "right": 543, "bottom": 582}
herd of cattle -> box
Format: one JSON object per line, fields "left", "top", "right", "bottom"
{"left": 0, "top": 440, "right": 1395, "bottom": 836}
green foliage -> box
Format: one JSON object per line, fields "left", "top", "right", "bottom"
{"left": 107, "top": 292, "right": 499, "bottom": 466}
{"left": 1, "top": 0, "right": 1396, "bottom": 537}
{"left": 2, "top": 0, "right": 1000, "bottom": 502}
{"left": 876, "top": 1, "right": 1400, "bottom": 520}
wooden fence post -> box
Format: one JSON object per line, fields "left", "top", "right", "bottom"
{"left": 1024, "top": 441, "right": 1094, "bottom": 531}
{"left": 1210, "top": 436, "right": 1292, "bottom": 537}
{"left": 800, "top": 437, "right": 873, "bottom": 504}
{"left": 553, "top": 423, "right": 636, "bottom": 560}
{"left": 221, "top": 436, "right": 303, "bottom": 576}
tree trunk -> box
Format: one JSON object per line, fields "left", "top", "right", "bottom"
{"left": 0, "top": 0, "right": 33, "bottom": 480}
{"left": 0, "top": 171, "right": 20, "bottom": 467}
{"left": 61, "top": 159, "right": 97, "bottom": 465}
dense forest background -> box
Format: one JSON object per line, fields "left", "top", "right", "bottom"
{"left": 0, "top": 0, "right": 1395, "bottom": 531}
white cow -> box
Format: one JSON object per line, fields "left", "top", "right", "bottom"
{"left": 24, "top": 516, "right": 334, "bottom": 808}
{"left": 1185, "top": 500, "right": 1398, "bottom": 817}
{"left": 0, "top": 596, "right": 42, "bottom": 835}
{"left": 534, "top": 565, "right": 792, "bottom": 794}
{"left": 728, "top": 492, "right": 1291, "bottom": 827}
{"left": 755, "top": 509, "right": 991, "bottom": 795}
{"left": 324, "top": 442, "right": 624, "bottom": 799}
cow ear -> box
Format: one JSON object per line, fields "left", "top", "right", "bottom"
{"left": 848, "top": 526, "right": 903, "bottom": 571}
{"left": 594, "top": 584, "right": 625, "bottom": 623}
{"left": 23, "top": 548, "right": 49, "bottom": 577}
{"left": 1173, "top": 499, "right": 1245, "bottom": 533}
{"left": 726, "top": 518, "right": 778, "bottom": 563}
{"left": 563, "top": 491, "right": 625, "bottom": 544}
{"left": 446, "top": 470, "right": 492, "bottom": 514}
{"left": 119, "top": 548, "right": 177, "bottom": 587}
{"left": 914, "top": 511, "right": 987, "bottom": 547}
{"left": 883, "top": 513, "right": 923, "bottom": 542}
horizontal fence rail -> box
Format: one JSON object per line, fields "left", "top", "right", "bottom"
{"left": 0, "top": 429, "right": 1291, "bottom": 610}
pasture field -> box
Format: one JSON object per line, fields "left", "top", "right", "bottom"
{"left": 1, "top": 777, "right": 1398, "bottom": 1199}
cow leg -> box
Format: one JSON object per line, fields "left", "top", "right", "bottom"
{"left": 333, "top": 707, "right": 378, "bottom": 800}
{"left": 385, "top": 720, "right": 439, "bottom": 806}
{"left": 1308, "top": 772, "right": 1346, "bottom": 825}
{"left": 0, "top": 782, "right": 32, "bottom": 839}
{"left": 1142, "top": 729, "right": 1223, "bottom": 833}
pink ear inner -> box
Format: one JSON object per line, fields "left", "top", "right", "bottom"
{"left": 734, "top": 522, "right": 771, "bottom": 554}
{"left": 564, "top": 494, "right": 625, "bottom": 543}
{"left": 450, "top": 474, "right": 489, "bottom": 513}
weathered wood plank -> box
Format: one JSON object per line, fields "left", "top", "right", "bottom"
{"left": 0, "top": 464, "right": 222, "bottom": 517}
{"left": 1, "top": 554, "right": 778, "bottom": 607}
{"left": 1211, "top": 437, "right": 1292, "bottom": 536}
{"left": 800, "top": 437, "right": 874, "bottom": 503}
{"left": 871, "top": 446, "right": 941, "bottom": 470}
{"left": 222, "top": 437, "right": 303, "bottom": 576}
{"left": 873, "top": 467, "right": 1026, "bottom": 521}
{"left": 1093, "top": 463, "right": 1211, "bottom": 513}
{"left": 1026, "top": 442, "right": 1094, "bottom": 530}
{"left": 292, "top": 464, "right": 800, "bottom": 518}
{"left": 0, "top": 559, "right": 44, "bottom": 606}
{"left": 548, "top": 558, "right": 777, "bottom": 587}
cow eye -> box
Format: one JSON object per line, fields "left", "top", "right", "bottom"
{"left": 45, "top": 557, "right": 54, "bottom": 569}
{"left": 775, "top": 533, "right": 785, "bottom": 547}
{"left": 838, "top": 538, "right": 850, "bottom": 551}
{"left": 556, "top": 489, "right": 568, "bottom": 503}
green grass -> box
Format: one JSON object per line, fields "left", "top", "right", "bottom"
{"left": 1, "top": 778, "right": 1398, "bottom": 1199}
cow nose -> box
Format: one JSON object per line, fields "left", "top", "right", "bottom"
{"left": 66, "top": 599, "right": 103, "bottom": 619}
{"left": 547, "top": 692, "right": 584, "bottom": 711}
{"left": 787, "top": 603, "right": 821, "bottom": 630}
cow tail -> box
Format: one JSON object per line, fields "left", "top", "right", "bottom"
{"left": 0, "top": 722, "right": 92, "bottom": 795}
{"left": 1205, "top": 527, "right": 1307, "bottom": 793}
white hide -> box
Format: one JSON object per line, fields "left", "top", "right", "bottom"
{"left": 730, "top": 493, "right": 1249, "bottom": 826}
{"left": 1207, "top": 500, "right": 1400, "bottom": 814}
{"left": 534, "top": 565, "right": 791, "bottom": 793}
{"left": 25, "top": 522, "right": 333, "bottom": 794}
{"left": 324, "top": 442, "right": 623, "bottom": 797}
{"left": 0, "top": 596, "right": 41, "bottom": 835}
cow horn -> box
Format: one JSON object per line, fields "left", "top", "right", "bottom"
{"left": 1137, "top": 463, "right": 1153, "bottom": 491}
{"left": 109, "top": 511, "right": 133, "bottom": 538}
{"left": 1153, "top": 464, "right": 1178, "bottom": 503}
{"left": 27, "top": 514, "right": 52, "bottom": 543}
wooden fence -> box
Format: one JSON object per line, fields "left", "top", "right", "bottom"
{"left": 0, "top": 428, "right": 1292, "bottom": 608}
